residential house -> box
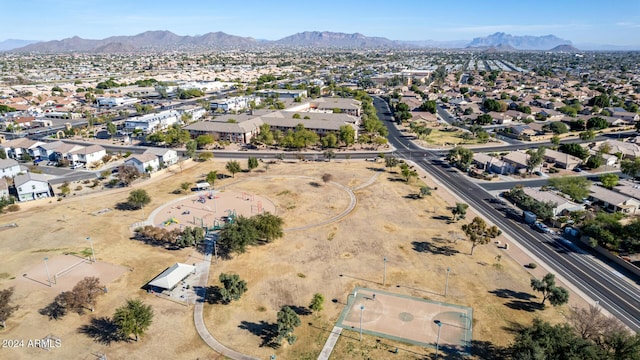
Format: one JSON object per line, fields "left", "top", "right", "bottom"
{"left": 543, "top": 149, "right": 582, "bottom": 169}
{"left": 588, "top": 184, "right": 640, "bottom": 215}
{"left": 503, "top": 125, "right": 536, "bottom": 140}
{"left": 210, "top": 96, "right": 260, "bottom": 113}
{"left": 0, "top": 158, "right": 21, "bottom": 178}
{"left": 13, "top": 173, "right": 53, "bottom": 201}
{"left": 36, "top": 141, "right": 68, "bottom": 161}
{"left": 502, "top": 151, "right": 529, "bottom": 173}
{"left": 256, "top": 89, "right": 307, "bottom": 99}
{"left": 67, "top": 145, "right": 106, "bottom": 167}
{"left": 96, "top": 96, "right": 139, "bottom": 108}
{"left": 602, "top": 116, "right": 633, "bottom": 128}
{"left": 124, "top": 110, "right": 180, "bottom": 134}
{"left": 124, "top": 153, "right": 160, "bottom": 173}
{"left": 606, "top": 107, "right": 640, "bottom": 122}
{"left": 539, "top": 109, "right": 564, "bottom": 121}
{"left": 144, "top": 148, "right": 179, "bottom": 167}
{"left": 0, "top": 138, "right": 44, "bottom": 160}
{"left": 53, "top": 143, "right": 86, "bottom": 163}
{"left": 598, "top": 140, "right": 640, "bottom": 160}
{"left": 184, "top": 115, "right": 262, "bottom": 144}
{"left": 522, "top": 187, "right": 584, "bottom": 216}
{"left": 472, "top": 153, "right": 512, "bottom": 174}
{"left": 488, "top": 111, "right": 513, "bottom": 124}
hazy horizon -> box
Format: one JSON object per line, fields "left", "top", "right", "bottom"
{"left": 2, "top": 0, "right": 639, "bottom": 47}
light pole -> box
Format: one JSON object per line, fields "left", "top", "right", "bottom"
{"left": 383, "top": 256, "right": 387, "bottom": 286}
{"left": 435, "top": 320, "right": 443, "bottom": 359}
{"left": 359, "top": 305, "right": 365, "bottom": 341}
{"left": 86, "top": 237, "right": 95, "bottom": 263}
{"left": 445, "top": 267, "right": 451, "bottom": 297}
{"left": 43, "top": 257, "right": 52, "bottom": 287}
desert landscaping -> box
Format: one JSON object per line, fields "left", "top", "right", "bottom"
{"left": 0, "top": 157, "right": 581, "bottom": 359}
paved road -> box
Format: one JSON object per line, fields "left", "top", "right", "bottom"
{"left": 373, "top": 96, "right": 640, "bottom": 332}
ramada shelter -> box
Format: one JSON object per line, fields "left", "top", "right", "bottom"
{"left": 147, "top": 263, "right": 196, "bottom": 292}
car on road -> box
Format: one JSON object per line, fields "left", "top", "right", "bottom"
{"left": 488, "top": 198, "right": 507, "bottom": 206}
{"left": 532, "top": 222, "right": 550, "bottom": 233}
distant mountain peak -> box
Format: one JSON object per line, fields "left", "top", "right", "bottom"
{"left": 468, "top": 32, "right": 572, "bottom": 50}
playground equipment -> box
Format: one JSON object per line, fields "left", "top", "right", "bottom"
{"left": 193, "top": 216, "right": 204, "bottom": 228}
{"left": 224, "top": 209, "right": 237, "bottom": 224}
{"left": 212, "top": 218, "right": 223, "bottom": 230}
{"left": 198, "top": 195, "right": 206, "bottom": 204}
{"left": 163, "top": 217, "right": 179, "bottom": 226}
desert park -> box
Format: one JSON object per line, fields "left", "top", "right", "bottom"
{"left": 0, "top": 157, "right": 580, "bottom": 359}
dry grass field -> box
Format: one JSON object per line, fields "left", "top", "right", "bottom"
{"left": 0, "top": 157, "right": 572, "bottom": 359}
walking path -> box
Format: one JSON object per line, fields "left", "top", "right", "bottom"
{"left": 317, "top": 327, "right": 343, "bottom": 360}
{"left": 192, "top": 232, "right": 260, "bottom": 360}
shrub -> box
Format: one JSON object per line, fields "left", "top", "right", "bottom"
{"left": 6, "top": 204, "right": 20, "bottom": 212}
{"left": 527, "top": 263, "right": 538, "bottom": 269}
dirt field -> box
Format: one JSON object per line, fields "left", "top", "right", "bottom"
{"left": 0, "top": 158, "right": 572, "bottom": 359}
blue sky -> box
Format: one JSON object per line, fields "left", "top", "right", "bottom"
{"left": 4, "top": 0, "right": 640, "bottom": 45}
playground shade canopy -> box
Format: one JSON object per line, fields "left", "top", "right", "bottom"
{"left": 148, "top": 263, "right": 196, "bottom": 290}
{"left": 196, "top": 182, "right": 211, "bottom": 190}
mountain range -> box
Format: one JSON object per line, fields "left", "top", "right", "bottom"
{"left": 2, "top": 30, "right": 635, "bottom": 53}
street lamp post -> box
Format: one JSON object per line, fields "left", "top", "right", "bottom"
{"left": 435, "top": 320, "right": 443, "bottom": 359}
{"left": 383, "top": 256, "right": 387, "bottom": 286}
{"left": 86, "top": 237, "right": 95, "bottom": 263}
{"left": 445, "top": 267, "right": 451, "bottom": 297}
{"left": 360, "top": 305, "right": 365, "bottom": 341}
{"left": 43, "top": 257, "right": 52, "bottom": 287}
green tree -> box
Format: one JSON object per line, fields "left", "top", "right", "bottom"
{"left": 0, "top": 287, "right": 18, "bottom": 328}
{"left": 276, "top": 306, "right": 301, "bottom": 345}
{"left": 247, "top": 157, "right": 259, "bottom": 172}
{"left": 530, "top": 273, "right": 570, "bottom": 306}
{"left": 385, "top": 156, "right": 400, "bottom": 172}
{"left": 185, "top": 140, "right": 197, "bottom": 159}
{"left": 587, "top": 116, "right": 609, "bottom": 130}
{"left": 206, "top": 171, "right": 218, "bottom": 186}
{"left": 451, "top": 202, "right": 469, "bottom": 222}
{"left": 106, "top": 121, "right": 117, "bottom": 137}
{"left": 548, "top": 176, "right": 591, "bottom": 202}
{"left": 462, "top": 216, "right": 502, "bottom": 255}
{"left": 309, "top": 293, "right": 324, "bottom": 313}
{"left": 419, "top": 186, "right": 432, "bottom": 198}
{"left": 586, "top": 154, "right": 604, "bottom": 169}
{"left": 621, "top": 158, "right": 640, "bottom": 178}
{"left": 127, "top": 189, "right": 151, "bottom": 210}
{"left": 526, "top": 147, "right": 546, "bottom": 174}
{"left": 446, "top": 146, "right": 474, "bottom": 170}
{"left": 218, "top": 215, "right": 259, "bottom": 254}
{"left": 475, "top": 114, "right": 493, "bottom": 125}
{"left": 559, "top": 143, "right": 589, "bottom": 160}
{"left": 180, "top": 182, "right": 191, "bottom": 193}
{"left": 551, "top": 135, "right": 561, "bottom": 146}
{"left": 218, "top": 273, "right": 248, "bottom": 303}
{"left": 196, "top": 134, "right": 214, "bottom": 149}
{"left": 113, "top": 299, "right": 154, "bottom": 341}
{"left": 419, "top": 100, "right": 437, "bottom": 114}
{"left": 549, "top": 121, "right": 569, "bottom": 134}
{"left": 580, "top": 130, "right": 597, "bottom": 141}
{"left": 253, "top": 212, "right": 284, "bottom": 243}
{"left": 225, "top": 160, "right": 242, "bottom": 178}
{"left": 0, "top": 148, "right": 6, "bottom": 159}
{"left": 509, "top": 318, "right": 603, "bottom": 360}
{"left": 400, "top": 163, "right": 417, "bottom": 182}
